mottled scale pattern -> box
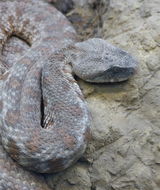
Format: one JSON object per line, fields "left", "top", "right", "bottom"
{"left": 0, "top": 0, "right": 86, "bottom": 189}
{"left": 0, "top": 144, "right": 51, "bottom": 190}
{"left": 0, "top": 0, "right": 138, "bottom": 189}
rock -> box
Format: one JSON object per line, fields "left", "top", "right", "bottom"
{"left": 45, "top": 0, "right": 74, "bottom": 13}
{"left": 47, "top": 164, "right": 91, "bottom": 190}
{"left": 2, "top": 0, "right": 159, "bottom": 189}
{"left": 72, "top": 0, "right": 97, "bottom": 7}
{"left": 46, "top": 0, "right": 160, "bottom": 189}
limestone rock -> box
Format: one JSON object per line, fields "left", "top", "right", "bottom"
{"left": 3, "top": 0, "right": 159, "bottom": 189}
{"left": 46, "top": 0, "right": 160, "bottom": 189}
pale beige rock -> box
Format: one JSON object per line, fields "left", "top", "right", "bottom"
{"left": 72, "top": 0, "right": 96, "bottom": 7}
{"left": 46, "top": 0, "right": 160, "bottom": 190}
{"left": 2, "top": 0, "right": 159, "bottom": 189}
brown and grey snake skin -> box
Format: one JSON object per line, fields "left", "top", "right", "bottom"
{"left": 0, "top": 0, "right": 137, "bottom": 189}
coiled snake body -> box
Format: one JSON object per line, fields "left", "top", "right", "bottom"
{"left": 0, "top": 0, "right": 137, "bottom": 189}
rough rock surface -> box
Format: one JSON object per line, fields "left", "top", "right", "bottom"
{"left": 2, "top": 0, "right": 160, "bottom": 189}
{"left": 45, "top": 0, "right": 160, "bottom": 189}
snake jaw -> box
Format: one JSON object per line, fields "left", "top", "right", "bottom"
{"left": 86, "top": 66, "right": 136, "bottom": 83}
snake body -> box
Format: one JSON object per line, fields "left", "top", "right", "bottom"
{"left": 0, "top": 0, "right": 137, "bottom": 189}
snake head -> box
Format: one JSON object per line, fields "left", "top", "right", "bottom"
{"left": 70, "top": 38, "right": 138, "bottom": 83}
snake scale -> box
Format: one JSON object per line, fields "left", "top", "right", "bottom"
{"left": 0, "top": 0, "right": 137, "bottom": 189}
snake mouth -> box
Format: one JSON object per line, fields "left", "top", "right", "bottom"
{"left": 106, "top": 66, "right": 135, "bottom": 82}
{"left": 87, "top": 66, "right": 136, "bottom": 83}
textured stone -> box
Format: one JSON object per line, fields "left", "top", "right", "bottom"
{"left": 46, "top": 0, "right": 160, "bottom": 189}
{"left": 1, "top": 0, "right": 160, "bottom": 189}
{"left": 46, "top": 0, "right": 74, "bottom": 13}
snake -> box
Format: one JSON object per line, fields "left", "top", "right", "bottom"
{"left": 0, "top": 0, "right": 137, "bottom": 189}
